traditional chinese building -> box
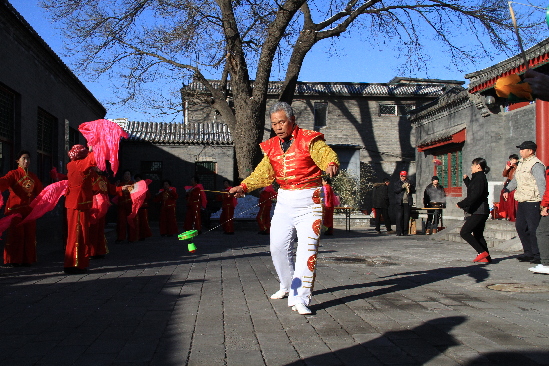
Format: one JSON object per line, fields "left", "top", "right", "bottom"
{"left": 411, "top": 37, "right": 549, "bottom": 223}
{"left": 0, "top": 0, "right": 105, "bottom": 183}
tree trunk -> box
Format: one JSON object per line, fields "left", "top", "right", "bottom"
{"left": 232, "top": 97, "right": 266, "bottom": 182}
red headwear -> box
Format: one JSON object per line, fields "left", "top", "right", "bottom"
{"left": 68, "top": 144, "right": 89, "bottom": 161}
{"left": 399, "top": 171, "right": 408, "bottom": 176}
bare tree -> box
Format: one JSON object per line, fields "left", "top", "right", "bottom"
{"left": 42, "top": 0, "right": 541, "bottom": 180}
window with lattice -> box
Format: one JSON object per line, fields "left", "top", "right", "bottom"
{"left": 195, "top": 161, "right": 217, "bottom": 190}
{"left": 141, "top": 161, "right": 163, "bottom": 181}
{"left": 435, "top": 149, "right": 463, "bottom": 196}
{"left": 379, "top": 104, "right": 415, "bottom": 116}
{"left": 37, "top": 108, "right": 56, "bottom": 184}
{"left": 0, "top": 84, "right": 15, "bottom": 174}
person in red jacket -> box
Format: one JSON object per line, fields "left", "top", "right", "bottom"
{"left": 219, "top": 179, "right": 237, "bottom": 234}
{"left": 155, "top": 179, "right": 179, "bottom": 237}
{"left": 134, "top": 174, "right": 153, "bottom": 241}
{"left": 64, "top": 145, "right": 98, "bottom": 274}
{"left": 256, "top": 185, "right": 276, "bottom": 235}
{"left": 88, "top": 170, "right": 118, "bottom": 259}
{"left": 0, "top": 150, "right": 43, "bottom": 266}
{"left": 115, "top": 170, "right": 138, "bottom": 243}
{"left": 184, "top": 176, "right": 205, "bottom": 232}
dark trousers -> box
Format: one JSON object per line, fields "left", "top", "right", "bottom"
{"left": 396, "top": 203, "right": 411, "bottom": 235}
{"left": 426, "top": 210, "right": 441, "bottom": 230}
{"left": 516, "top": 201, "right": 541, "bottom": 259}
{"left": 460, "top": 214, "right": 489, "bottom": 254}
{"left": 536, "top": 215, "right": 549, "bottom": 265}
{"left": 374, "top": 207, "right": 391, "bottom": 231}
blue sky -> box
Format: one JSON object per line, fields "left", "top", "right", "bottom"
{"left": 8, "top": 0, "right": 549, "bottom": 122}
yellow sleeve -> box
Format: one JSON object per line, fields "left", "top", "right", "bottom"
{"left": 240, "top": 154, "right": 276, "bottom": 193}
{"left": 310, "top": 138, "right": 339, "bottom": 170}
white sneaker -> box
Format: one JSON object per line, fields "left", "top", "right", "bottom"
{"left": 291, "top": 303, "right": 312, "bottom": 315}
{"left": 270, "top": 289, "right": 288, "bottom": 299}
{"left": 528, "top": 264, "right": 549, "bottom": 274}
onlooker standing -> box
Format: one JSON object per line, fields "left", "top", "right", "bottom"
{"left": 423, "top": 176, "right": 446, "bottom": 234}
{"left": 372, "top": 178, "right": 393, "bottom": 234}
{"left": 498, "top": 154, "right": 519, "bottom": 221}
{"left": 394, "top": 171, "right": 415, "bottom": 236}
{"left": 457, "top": 158, "right": 491, "bottom": 263}
{"left": 531, "top": 165, "right": 549, "bottom": 274}
{"left": 503, "top": 141, "right": 546, "bottom": 264}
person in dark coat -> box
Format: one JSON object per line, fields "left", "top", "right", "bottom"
{"left": 394, "top": 171, "right": 415, "bottom": 236}
{"left": 457, "top": 158, "right": 492, "bottom": 263}
{"left": 372, "top": 178, "right": 393, "bottom": 234}
{"left": 423, "top": 176, "right": 446, "bottom": 234}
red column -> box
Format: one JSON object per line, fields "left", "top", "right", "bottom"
{"left": 536, "top": 100, "right": 549, "bottom": 166}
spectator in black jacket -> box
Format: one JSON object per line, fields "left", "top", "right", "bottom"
{"left": 457, "top": 158, "right": 491, "bottom": 263}
{"left": 372, "top": 178, "right": 394, "bottom": 234}
{"left": 423, "top": 176, "right": 446, "bottom": 234}
{"left": 394, "top": 171, "right": 415, "bottom": 236}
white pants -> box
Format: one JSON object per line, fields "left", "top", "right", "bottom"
{"left": 270, "top": 187, "right": 323, "bottom": 306}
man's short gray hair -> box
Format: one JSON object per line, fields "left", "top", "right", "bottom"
{"left": 269, "top": 101, "right": 294, "bottom": 119}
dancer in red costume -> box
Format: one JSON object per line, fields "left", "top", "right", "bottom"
{"left": 134, "top": 174, "right": 153, "bottom": 240}
{"left": 155, "top": 179, "right": 179, "bottom": 237}
{"left": 184, "top": 176, "right": 206, "bottom": 233}
{"left": 115, "top": 170, "right": 138, "bottom": 242}
{"left": 64, "top": 145, "right": 97, "bottom": 274}
{"left": 88, "top": 170, "right": 118, "bottom": 259}
{"left": 230, "top": 101, "right": 339, "bottom": 315}
{"left": 256, "top": 185, "right": 276, "bottom": 235}
{"left": 219, "top": 179, "right": 237, "bottom": 234}
{"left": 0, "top": 151, "right": 43, "bottom": 266}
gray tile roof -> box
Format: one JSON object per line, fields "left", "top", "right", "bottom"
{"left": 418, "top": 124, "right": 466, "bottom": 146}
{"left": 183, "top": 80, "right": 455, "bottom": 97}
{"left": 115, "top": 120, "right": 233, "bottom": 144}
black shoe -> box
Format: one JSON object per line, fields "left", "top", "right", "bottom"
{"left": 517, "top": 255, "right": 534, "bottom": 262}
{"left": 90, "top": 255, "right": 105, "bottom": 260}
{"left": 396, "top": 233, "right": 403, "bottom": 236}
{"left": 223, "top": 232, "right": 235, "bottom": 235}
{"left": 530, "top": 258, "right": 542, "bottom": 264}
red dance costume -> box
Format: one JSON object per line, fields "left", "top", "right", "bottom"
{"left": 64, "top": 152, "right": 97, "bottom": 270}
{"left": 256, "top": 186, "right": 276, "bottom": 233}
{"left": 0, "top": 167, "right": 43, "bottom": 265}
{"left": 155, "top": 187, "right": 179, "bottom": 236}
{"left": 137, "top": 190, "right": 153, "bottom": 240}
{"left": 322, "top": 183, "right": 335, "bottom": 234}
{"left": 184, "top": 185, "right": 203, "bottom": 231}
{"left": 116, "top": 179, "right": 138, "bottom": 242}
{"left": 220, "top": 187, "right": 237, "bottom": 233}
{"left": 88, "top": 172, "right": 118, "bottom": 257}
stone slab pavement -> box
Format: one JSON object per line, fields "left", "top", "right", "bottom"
{"left": 1, "top": 220, "right": 549, "bottom": 366}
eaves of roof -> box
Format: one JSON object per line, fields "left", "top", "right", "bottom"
{"left": 466, "top": 37, "right": 549, "bottom": 92}
{"left": 182, "top": 80, "right": 459, "bottom": 98}
{"left": 117, "top": 120, "right": 233, "bottom": 145}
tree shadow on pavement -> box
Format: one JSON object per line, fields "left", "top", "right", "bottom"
{"left": 314, "top": 265, "right": 489, "bottom": 311}
{"left": 285, "top": 316, "right": 466, "bottom": 366}
{"left": 285, "top": 315, "right": 549, "bottom": 365}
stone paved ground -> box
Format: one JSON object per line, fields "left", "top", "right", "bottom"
{"left": 1, "top": 220, "right": 549, "bottom": 366}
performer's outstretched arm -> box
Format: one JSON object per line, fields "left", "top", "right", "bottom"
{"left": 233, "top": 155, "right": 275, "bottom": 195}
{"left": 309, "top": 139, "right": 339, "bottom": 177}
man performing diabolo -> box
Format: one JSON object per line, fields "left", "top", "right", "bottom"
{"left": 230, "top": 102, "right": 339, "bottom": 315}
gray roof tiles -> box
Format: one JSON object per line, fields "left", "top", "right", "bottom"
{"left": 116, "top": 120, "right": 233, "bottom": 145}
